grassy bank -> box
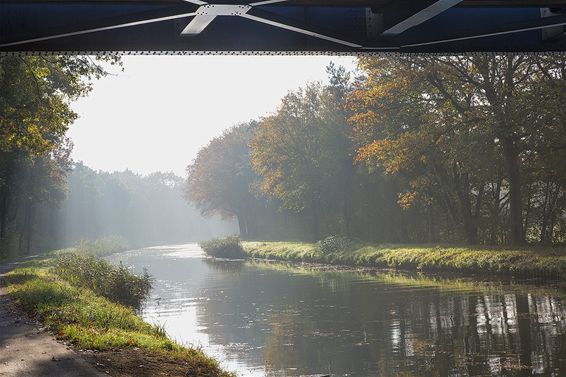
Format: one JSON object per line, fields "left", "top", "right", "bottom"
{"left": 6, "top": 254, "right": 233, "bottom": 377}
{"left": 242, "top": 241, "right": 566, "bottom": 278}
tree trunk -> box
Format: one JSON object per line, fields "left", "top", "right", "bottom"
{"left": 311, "top": 204, "right": 321, "bottom": 241}
{"left": 502, "top": 137, "right": 525, "bottom": 245}
{"left": 0, "top": 157, "right": 15, "bottom": 240}
{"left": 25, "top": 202, "right": 35, "bottom": 255}
{"left": 342, "top": 190, "right": 352, "bottom": 238}
{"left": 236, "top": 213, "right": 248, "bottom": 238}
{"left": 540, "top": 181, "right": 551, "bottom": 244}
{"left": 490, "top": 180, "right": 502, "bottom": 245}
{"left": 0, "top": 188, "right": 8, "bottom": 239}
{"left": 522, "top": 183, "right": 533, "bottom": 242}
{"left": 428, "top": 205, "right": 436, "bottom": 243}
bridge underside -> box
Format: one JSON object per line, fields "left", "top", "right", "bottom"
{"left": 1, "top": 0, "right": 566, "bottom": 55}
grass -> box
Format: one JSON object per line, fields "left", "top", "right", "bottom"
{"left": 200, "top": 236, "right": 246, "bottom": 259}
{"left": 51, "top": 253, "right": 152, "bottom": 308}
{"left": 6, "top": 256, "right": 234, "bottom": 377}
{"left": 242, "top": 241, "right": 566, "bottom": 278}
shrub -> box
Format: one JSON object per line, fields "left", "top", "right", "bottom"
{"left": 200, "top": 236, "right": 247, "bottom": 259}
{"left": 52, "top": 253, "right": 152, "bottom": 309}
{"left": 316, "top": 235, "right": 356, "bottom": 254}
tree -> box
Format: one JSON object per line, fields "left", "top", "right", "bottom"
{"left": 186, "top": 122, "right": 259, "bottom": 237}
{"left": 250, "top": 70, "right": 356, "bottom": 239}
{"left": 0, "top": 56, "right": 118, "bottom": 256}
{"left": 350, "top": 55, "right": 566, "bottom": 245}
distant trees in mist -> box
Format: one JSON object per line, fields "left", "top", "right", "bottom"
{"left": 56, "top": 163, "right": 236, "bottom": 249}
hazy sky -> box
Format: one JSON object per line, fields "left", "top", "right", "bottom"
{"left": 69, "top": 55, "right": 357, "bottom": 177}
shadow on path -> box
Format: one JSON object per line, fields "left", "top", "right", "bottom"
{"left": 0, "top": 257, "right": 106, "bottom": 377}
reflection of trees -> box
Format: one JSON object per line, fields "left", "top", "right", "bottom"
{"left": 165, "top": 260, "right": 566, "bottom": 376}
{"left": 202, "top": 259, "right": 246, "bottom": 273}
{"left": 391, "top": 293, "right": 566, "bottom": 376}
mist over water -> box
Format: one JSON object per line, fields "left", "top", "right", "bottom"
{"left": 110, "top": 245, "right": 566, "bottom": 377}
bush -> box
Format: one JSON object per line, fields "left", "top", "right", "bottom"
{"left": 52, "top": 253, "right": 152, "bottom": 309}
{"left": 316, "top": 235, "right": 356, "bottom": 254}
{"left": 200, "top": 236, "right": 247, "bottom": 259}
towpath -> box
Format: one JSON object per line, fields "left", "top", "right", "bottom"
{"left": 0, "top": 258, "right": 106, "bottom": 377}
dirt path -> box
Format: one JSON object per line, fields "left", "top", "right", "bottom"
{"left": 0, "top": 258, "right": 106, "bottom": 377}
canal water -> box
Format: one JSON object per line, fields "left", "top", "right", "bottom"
{"left": 108, "top": 244, "right": 566, "bottom": 376}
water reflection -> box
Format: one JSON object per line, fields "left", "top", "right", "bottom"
{"left": 109, "top": 244, "right": 566, "bottom": 376}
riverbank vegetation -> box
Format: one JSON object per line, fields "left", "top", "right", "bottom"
{"left": 7, "top": 253, "right": 233, "bottom": 377}
{"left": 52, "top": 253, "right": 152, "bottom": 308}
{"left": 187, "top": 57, "right": 566, "bottom": 248}
{"left": 200, "top": 236, "right": 246, "bottom": 259}
{"left": 242, "top": 240, "right": 566, "bottom": 278}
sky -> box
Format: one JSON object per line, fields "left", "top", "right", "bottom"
{"left": 69, "top": 55, "right": 357, "bottom": 177}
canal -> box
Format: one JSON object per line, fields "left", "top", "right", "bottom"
{"left": 109, "top": 244, "right": 566, "bottom": 376}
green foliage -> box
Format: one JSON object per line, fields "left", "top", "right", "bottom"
{"left": 200, "top": 236, "right": 247, "bottom": 259}
{"left": 316, "top": 235, "right": 357, "bottom": 254}
{"left": 351, "top": 56, "right": 566, "bottom": 245}
{"left": 7, "top": 261, "right": 233, "bottom": 377}
{"left": 250, "top": 77, "right": 356, "bottom": 239}
{"left": 185, "top": 122, "right": 262, "bottom": 238}
{"left": 0, "top": 56, "right": 120, "bottom": 258}
{"left": 51, "top": 253, "right": 152, "bottom": 308}
{"left": 243, "top": 241, "right": 566, "bottom": 278}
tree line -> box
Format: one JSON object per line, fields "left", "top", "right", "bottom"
{"left": 1, "top": 56, "right": 108, "bottom": 257}
{"left": 0, "top": 56, "right": 234, "bottom": 259}
{"left": 186, "top": 57, "right": 566, "bottom": 246}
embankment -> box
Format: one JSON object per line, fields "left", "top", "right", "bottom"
{"left": 242, "top": 241, "right": 566, "bottom": 278}
{"left": 5, "top": 254, "right": 234, "bottom": 377}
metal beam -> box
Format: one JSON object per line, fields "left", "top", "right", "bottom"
{"left": 1, "top": 2, "right": 566, "bottom": 54}
{"left": 400, "top": 13, "right": 566, "bottom": 49}
{"left": 381, "top": 0, "right": 464, "bottom": 36}
{"left": 0, "top": 5, "right": 198, "bottom": 48}
{"left": 181, "top": 4, "right": 251, "bottom": 35}
{"left": 241, "top": 12, "right": 362, "bottom": 47}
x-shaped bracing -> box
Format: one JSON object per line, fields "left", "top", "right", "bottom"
{"left": 2, "top": 0, "right": 566, "bottom": 51}
{"left": 0, "top": 0, "right": 370, "bottom": 49}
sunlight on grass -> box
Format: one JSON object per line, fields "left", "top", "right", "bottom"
{"left": 242, "top": 242, "right": 566, "bottom": 278}
{"left": 7, "top": 256, "right": 234, "bottom": 377}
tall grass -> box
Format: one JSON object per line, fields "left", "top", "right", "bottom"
{"left": 242, "top": 240, "right": 566, "bottom": 278}
{"left": 200, "top": 236, "right": 246, "bottom": 259}
{"left": 52, "top": 253, "right": 152, "bottom": 309}
{"left": 7, "top": 259, "right": 233, "bottom": 377}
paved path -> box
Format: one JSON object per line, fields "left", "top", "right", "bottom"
{"left": 0, "top": 258, "right": 106, "bottom": 377}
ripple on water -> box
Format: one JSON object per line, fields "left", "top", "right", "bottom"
{"left": 109, "top": 244, "right": 566, "bottom": 377}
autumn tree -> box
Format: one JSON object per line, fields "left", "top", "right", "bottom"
{"left": 250, "top": 66, "right": 357, "bottom": 239}
{"left": 350, "top": 55, "right": 566, "bottom": 245}
{"left": 186, "top": 122, "right": 260, "bottom": 238}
